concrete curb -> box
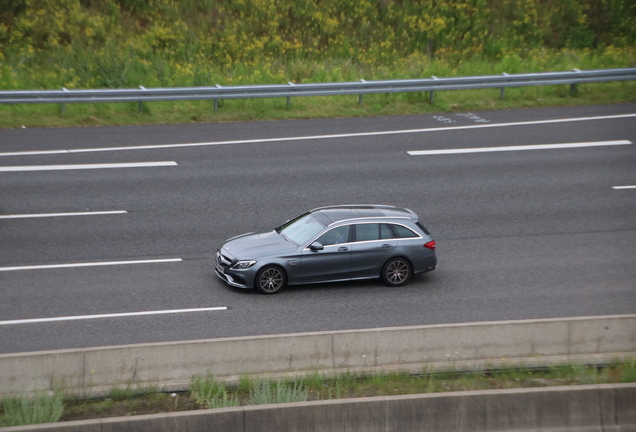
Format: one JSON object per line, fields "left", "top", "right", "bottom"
{"left": 2, "top": 383, "right": 635, "bottom": 432}
{"left": 1, "top": 314, "right": 635, "bottom": 398}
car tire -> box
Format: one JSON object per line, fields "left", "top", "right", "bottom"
{"left": 381, "top": 257, "right": 412, "bottom": 287}
{"left": 255, "top": 266, "right": 287, "bottom": 294}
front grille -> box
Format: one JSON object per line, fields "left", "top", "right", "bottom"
{"left": 217, "top": 251, "right": 232, "bottom": 266}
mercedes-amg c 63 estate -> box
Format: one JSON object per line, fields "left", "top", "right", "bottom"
{"left": 215, "top": 205, "right": 436, "bottom": 294}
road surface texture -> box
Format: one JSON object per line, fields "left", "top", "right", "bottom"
{"left": 1, "top": 104, "right": 634, "bottom": 353}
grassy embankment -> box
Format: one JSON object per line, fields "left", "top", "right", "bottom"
{"left": 0, "top": 0, "right": 635, "bottom": 128}
{"left": 1, "top": 362, "right": 636, "bottom": 426}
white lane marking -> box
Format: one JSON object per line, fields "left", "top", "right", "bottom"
{"left": 0, "top": 210, "right": 127, "bottom": 219}
{"left": 407, "top": 140, "right": 632, "bottom": 156}
{"left": 0, "top": 258, "right": 182, "bottom": 272}
{"left": 612, "top": 185, "right": 636, "bottom": 189}
{"left": 0, "top": 161, "right": 178, "bottom": 172}
{"left": 0, "top": 307, "right": 228, "bottom": 326}
{"left": 1, "top": 113, "right": 635, "bottom": 157}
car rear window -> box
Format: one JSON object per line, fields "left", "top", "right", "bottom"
{"left": 390, "top": 224, "right": 419, "bottom": 238}
{"left": 416, "top": 221, "right": 431, "bottom": 235}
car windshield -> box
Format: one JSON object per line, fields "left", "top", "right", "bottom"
{"left": 279, "top": 213, "right": 325, "bottom": 245}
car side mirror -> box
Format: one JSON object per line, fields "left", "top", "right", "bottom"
{"left": 309, "top": 241, "right": 324, "bottom": 251}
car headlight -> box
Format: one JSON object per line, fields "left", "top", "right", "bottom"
{"left": 232, "top": 260, "right": 257, "bottom": 269}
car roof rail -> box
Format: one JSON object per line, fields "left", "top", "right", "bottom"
{"left": 310, "top": 204, "right": 397, "bottom": 212}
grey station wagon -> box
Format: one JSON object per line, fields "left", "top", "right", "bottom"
{"left": 215, "top": 205, "right": 436, "bottom": 294}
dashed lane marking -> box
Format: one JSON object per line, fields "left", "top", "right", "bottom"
{"left": 0, "top": 210, "right": 127, "bottom": 219}
{"left": 0, "top": 161, "right": 178, "bottom": 172}
{"left": 0, "top": 258, "right": 183, "bottom": 272}
{"left": 0, "top": 307, "right": 228, "bottom": 326}
{"left": 407, "top": 140, "right": 632, "bottom": 156}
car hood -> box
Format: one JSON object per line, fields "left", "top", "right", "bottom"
{"left": 220, "top": 230, "right": 296, "bottom": 260}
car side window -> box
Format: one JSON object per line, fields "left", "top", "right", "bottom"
{"left": 315, "top": 225, "right": 350, "bottom": 246}
{"left": 380, "top": 224, "right": 395, "bottom": 239}
{"left": 390, "top": 224, "right": 419, "bottom": 238}
{"left": 354, "top": 223, "right": 396, "bottom": 242}
{"left": 355, "top": 223, "right": 380, "bottom": 242}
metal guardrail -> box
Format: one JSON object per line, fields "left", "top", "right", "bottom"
{"left": 1, "top": 68, "right": 635, "bottom": 113}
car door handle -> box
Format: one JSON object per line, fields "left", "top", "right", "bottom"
{"left": 380, "top": 244, "right": 392, "bottom": 249}
{"left": 338, "top": 247, "right": 349, "bottom": 251}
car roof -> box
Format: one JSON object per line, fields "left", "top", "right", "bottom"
{"left": 310, "top": 205, "right": 417, "bottom": 225}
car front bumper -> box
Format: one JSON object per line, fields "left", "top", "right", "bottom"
{"left": 215, "top": 251, "right": 257, "bottom": 289}
{"left": 214, "top": 267, "right": 251, "bottom": 289}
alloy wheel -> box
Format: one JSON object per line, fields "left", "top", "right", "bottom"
{"left": 385, "top": 259, "right": 410, "bottom": 285}
{"left": 258, "top": 267, "right": 284, "bottom": 293}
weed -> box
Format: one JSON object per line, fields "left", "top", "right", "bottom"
{"left": 108, "top": 386, "right": 138, "bottom": 402}
{"left": 189, "top": 374, "right": 239, "bottom": 409}
{"left": 620, "top": 362, "right": 636, "bottom": 383}
{"left": 0, "top": 391, "right": 64, "bottom": 427}
{"left": 300, "top": 372, "right": 325, "bottom": 393}
{"left": 238, "top": 374, "right": 252, "bottom": 393}
{"left": 249, "top": 379, "right": 309, "bottom": 405}
{"left": 6, "top": 362, "right": 636, "bottom": 425}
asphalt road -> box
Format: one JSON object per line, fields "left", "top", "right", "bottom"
{"left": 1, "top": 104, "right": 635, "bottom": 354}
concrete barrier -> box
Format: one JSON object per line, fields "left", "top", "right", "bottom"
{"left": 1, "top": 315, "right": 635, "bottom": 398}
{"left": 2, "top": 384, "right": 635, "bottom": 432}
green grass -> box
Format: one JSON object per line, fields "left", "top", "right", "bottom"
{"left": 2, "top": 362, "right": 634, "bottom": 426}
{"left": 1, "top": 49, "right": 635, "bottom": 129}
{"left": 0, "top": 391, "right": 64, "bottom": 427}
{"left": 2, "top": 0, "right": 634, "bottom": 129}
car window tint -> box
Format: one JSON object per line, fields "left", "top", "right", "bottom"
{"left": 316, "top": 225, "right": 350, "bottom": 246}
{"left": 415, "top": 221, "right": 430, "bottom": 235}
{"left": 380, "top": 224, "right": 395, "bottom": 239}
{"left": 391, "top": 224, "right": 419, "bottom": 238}
{"left": 355, "top": 223, "right": 380, "bottom": 242}
{"left": 280, "top": 213, "right": 326, "bottom": 244}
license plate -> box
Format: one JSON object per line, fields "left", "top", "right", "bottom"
{"left": 216, "top": 264, "right": 225, "bottom": 274}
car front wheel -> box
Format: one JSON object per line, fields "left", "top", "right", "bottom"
{"left": 381, "top": 258, "right": 412, "bottom": 287}
{"left": 255, "top": 266, "right": 287, "bottom": 294}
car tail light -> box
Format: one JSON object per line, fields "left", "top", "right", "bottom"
{"left": 424, "top": 240, "right": 436, "bottom": 250}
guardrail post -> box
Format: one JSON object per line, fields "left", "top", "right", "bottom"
{"left": 570, "top": 69, "right": 581, "bottom": 96}
{"left": 500, "top": 73, "right": 509, "bottom": 100}
{"left": 138, "top": 86, "right": 146, "bottom": 112}
{"left": 359, "top": 79, "right": 367, "bottom": 105}
{"left": 429, "top": 76, "right": 439, "bottom": 103}
{"left": 61, "top": 87, "right": 69, "bottom": 115}
{"left": 214, "top": 84, "right": 222, "bottom": 112}
{"left": 287, "top": 82, "right": 295, "bottom": 109}
{"left": 570, "top": 83, "right": 578, "bottom": 96}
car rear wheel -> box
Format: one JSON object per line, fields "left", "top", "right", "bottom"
{"left": 381, "top": 258, "right": 412, "bottom": 287}
{"left": 255, "top": 266, "right": 287, "bottom": 294}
